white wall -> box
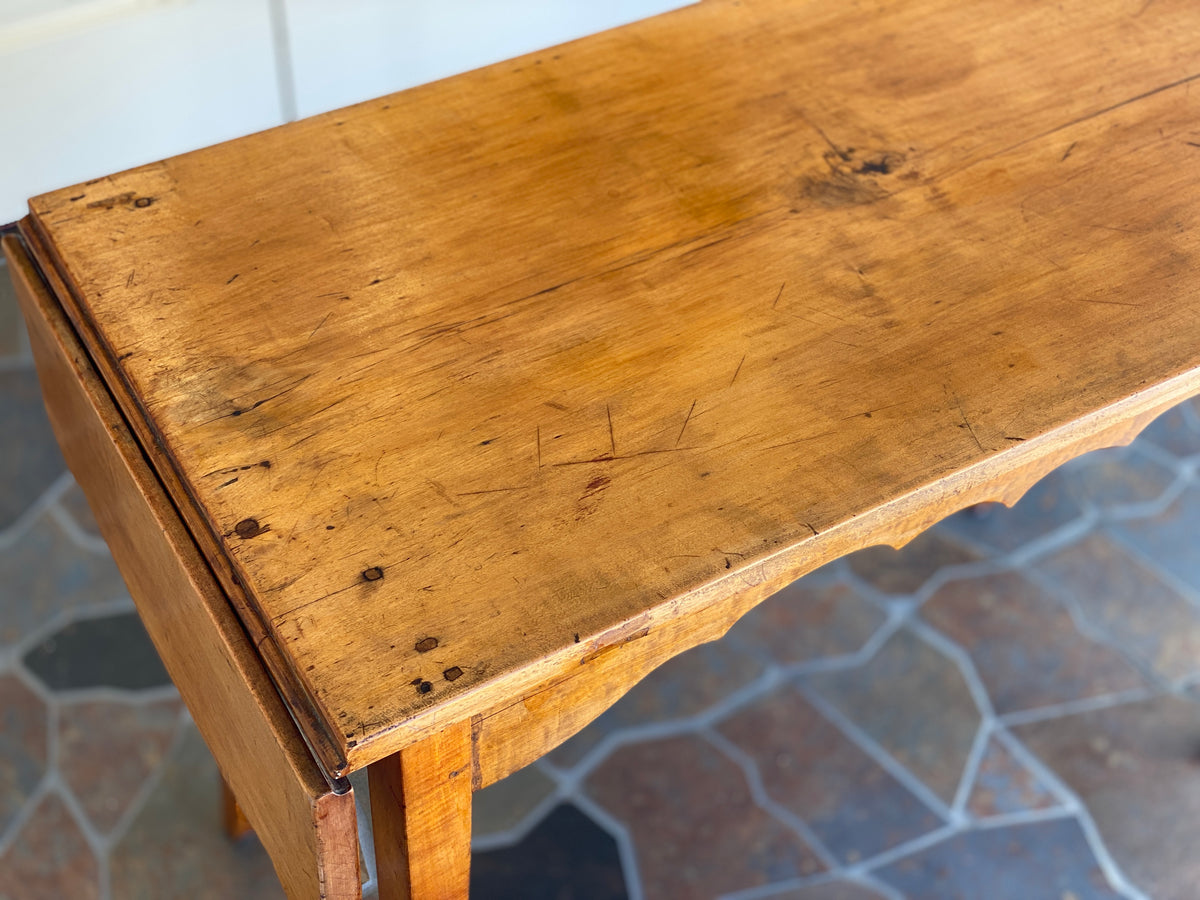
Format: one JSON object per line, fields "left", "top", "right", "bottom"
{"left": 0, "top": 0, "right": 692, "bottom": 224}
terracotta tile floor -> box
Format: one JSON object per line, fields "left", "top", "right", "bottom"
{"left": 4, "top": 253, "right": 1200, "bottom": 898}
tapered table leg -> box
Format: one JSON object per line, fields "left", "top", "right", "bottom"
{"left": 221, "top": 775, "right": 254, "bottom": 839}
{"left": 368, "top": 721, "right": 473, "bottom": 900}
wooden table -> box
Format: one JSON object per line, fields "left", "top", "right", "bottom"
{"left": 6, "top": 0, "right": 1200, "bottom": 896}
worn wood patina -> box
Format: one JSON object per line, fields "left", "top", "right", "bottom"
{"left": 10, "top": 0, "right": 1200, "bottom": 895}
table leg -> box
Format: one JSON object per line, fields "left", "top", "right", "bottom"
{"left": 221, "top": 774, "right": 253, "bottom": 839}
{"left": 368, "top": 721, "right": 473, "bottom": 900}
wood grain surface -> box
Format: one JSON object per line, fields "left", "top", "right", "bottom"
{"left": 20, "top": 0, "right": 1200, "bottom": 776}
{"left": 3, "top": 235, "right": 361, "bottom": 899}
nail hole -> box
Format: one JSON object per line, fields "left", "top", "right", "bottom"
{"left": 234, "top": 518, "right": 262, "bottom": 539}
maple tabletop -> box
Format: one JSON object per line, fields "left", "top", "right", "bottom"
{"left": 21, "top": 0, "right": 1200, "bottom": 776}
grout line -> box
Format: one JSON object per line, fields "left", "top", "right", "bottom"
{"left": 996, "top": 688, "right": 1157, "bottom": 727}
{"left": 469, "top": 781, "right": 569, "bottom": 853}
{"left": 0, "top": 742, "right": 53, "bottom": 857}
{"left": 1083, "top": 467, "right": 1190, "bottom": 526}
{"left": 1177, "top": 399, "right": 1200, "bottom": 433}
{"left": 798, "top": 685, "right": 955, "bottom": 824}
{"left": 844, "top": 822, "right": 962, "bottom": 876}
{"left": 1128, "top": 433, "right": 1194, "bottom": 473}
{"left": 716, "top": 873, "right": 831, "bottom": 900}
{"left": 949, "top": 720, "right": 992, "bottom": 817}
{"left": 567, "top": 791, "right": 645, "bottom": 900}
{"left": 844, "top": 871, "right": 907, "bottom": 900}
{"left": 970, "top": 805, "right": 1075, "bottom": 830}
{"left": 989, "top": 728, "right": 1149, "bottom": 899}
{"left": 702, "top": 727, "right": 841, "bottom": 872}
{"left": 904, "top": 618, "right": 997, "bottom": 720}
{"left": 98, "top": 707, "right": 193, "bottom": 855}
{"left": 0, "top": 470, "right": 75, "bottom": 552}
{"left": 55, "top": 777, "right": 112, "bottom": 900}
{"left": 1025, "top": 565, "right": 1177, "bottom": 693}
{"left": 543, "top": 602, "right": 902, "bottom": 796}
{"left": 1104, "top": 523, "right": 1200, "bottom": 615}
{"left": 48, "top": 498, "right": 112, "bottom": 557}
{"left": 909, "top": 555, "right": 1012, "bottom": 608}
{"left": 989, "top": 728, "right": 1090, "bottom": 813}
{"left": 1071, "top": 803, "right": 1153, "bottom": 900}
{"left": 542, "top": 665, "right": 788, "bottom": 789}
{"left": 48, "top": 683, "right": 179, "bottom": 707}
{"left": 1004, "top": 508, "right": 1100, "bottom": 569}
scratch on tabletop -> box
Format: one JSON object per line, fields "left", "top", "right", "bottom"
{"left": 948, "top": 387, "right": 985, "bottom": 452}
{"left": 308, "top": 312, "right": 333, "bottom": 340}
{"left": 1072, "top": 296, "right": 1140, "bottom": 308}
{"left": 553, "top": 447, "right": 692, "bottom": 466}
{"left": 1061, "top": 141, "right": 1077, "bottom": 162}
{"left": 772, "top": 282, "right": 786, "bottom": 309}
{"left": 676, "top": 400, "right": 698, "bottom": 447}
{"left": 730, "top": 353, "right": 746, "bottom": 387}
{"left": 937, "top": 71, "right": 1200, "bottom": 180}
{"left": 536, "top": 425, "right": 543, "bottom": 470}
{"left": 607, "top": 404, "right": 616, "bottom": 455}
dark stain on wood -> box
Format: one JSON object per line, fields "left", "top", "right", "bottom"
{"left": 234, "top": 518, "right": 265, "bottom": 539}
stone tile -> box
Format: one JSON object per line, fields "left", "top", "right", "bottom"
{"left": 921, "top": 572, "right": 1145, "bottom": 714}
{"left": 24, "top": 611, "right": 171, "bottom": 692}
{"left": 874, "top": 818, "right": 1122, "bottom": 899}
{"left": 0, "top": 674, "right": 47, "bottom": 837}
{"left": 586, "top": 734, "right": 822, "bottom": 898}
{"left": 765, "top": 880, "right": 888, "bottom": 899}
{"left": 110, "top": 723, "right": 286, "bottom": 900}
{"left": 0, "top": 513, "right": 127, "bottom": 648}
{"left": 0, "top": 369, "right": 65, "bottom": 531}
{"left": 1066, "top": 445, "right": 1176, "bottom": 511}
{"left": 0, "top": 259, "right": 24, "bottom": 358}
{"left": 941, "top": 470, "right": 1083, "bottom": 553}
{"left": 57, "top": 481, "right": 103, "bottom": 540}
{"left": 474, "top": 763, "right": 556, "bottom": 839}
{"left": 1110, "top": 486, "right": 1200, "bottom": 593}
{"left": 59, "top": 698, "right": 181, "bottom": 834}
{"left": 1014, "top": 695, "right": 1200, "bottom": 900}
{"left": 807, "top": 629, "right": 981, "bottom": 804}
{"left": 550, "top": 633, "right": 767, "bottom": 767}
{"left": 1038, "top": 532, "right": 1200, "bottom": 682}
{"left": 0, "top": 793, "right": 99, "bottom": 900}
{"left": 472, "top": 804, "right": 628, "bottom": 900}
{"left": 1137, "top": 405, "right": 1200, "bottom": 458}
{"left": 846, "top": 528, "right": 980, "bottom": 595}
{"left": 966, "top": 738, "right": 1059, "bottom": 819}
{"left": 718, "top": 686, "right": 942, "bottom": 864}
{"left": 734, "top": 581, "right": 887, "bottom": 666}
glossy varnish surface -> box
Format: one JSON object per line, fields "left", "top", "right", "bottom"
{"left": 23, "top": 0, "right": 1200, "bottom": 775}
